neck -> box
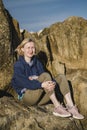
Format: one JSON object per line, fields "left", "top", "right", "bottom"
{"left": 24, "top": 56, "right": 32, "bottom": 63}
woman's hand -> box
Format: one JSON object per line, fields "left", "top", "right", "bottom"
{"left": 29, "top": 75, "right": 38, "bottom": 80}
{"left": 41, "top": 81, "right": 56, "bottom": 92}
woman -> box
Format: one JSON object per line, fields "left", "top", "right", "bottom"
{"left": 12, "top": 38, "right": 84, "bottom": 119}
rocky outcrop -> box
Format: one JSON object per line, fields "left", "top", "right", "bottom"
{"left": 22, "top": 16, "right": 87, "bottom": 74}
{"left": 0, "top": 0, "right": 11, "bottom": 89}
{"left": 0, "top": 0, "right": 87, "bottom": 129}
{"left": 0, "top": 96, "right": 87, "bottom": 130}
{"left": 0, "top": 0, "right": 21, "bottom": 90}
{"left": 33, "top": 16, "right": 87, "bottom": 73}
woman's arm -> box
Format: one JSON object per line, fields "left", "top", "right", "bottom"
{"left": 12, "top": 62, "right": 42, "bottom": 92}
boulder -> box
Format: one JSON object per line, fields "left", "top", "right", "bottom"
{"left": 0, "top": 96, "right": 86, "bottom": 130}
{"left": 0, "top": 0, "right": 87, "bottom": 129}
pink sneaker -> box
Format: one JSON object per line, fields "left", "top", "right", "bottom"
{"left": 67, "top": 105, "right": 84, "bottom": 119}
{"left": 53, "top": 105, "right": 71, "bottom": 117}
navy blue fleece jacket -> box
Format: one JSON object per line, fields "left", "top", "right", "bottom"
{"left": 11, "top": 56, "right": 45, "bottom": 95}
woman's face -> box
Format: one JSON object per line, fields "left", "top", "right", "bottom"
{"left": 21, "top": 41, "right": 35, "bottom": 59}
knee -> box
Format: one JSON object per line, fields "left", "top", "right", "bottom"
{"left": 55, "top": 74, "right": 66, "bottom": 84}
{"left": 42, "top": 72, "right": 52, "bottom": 81}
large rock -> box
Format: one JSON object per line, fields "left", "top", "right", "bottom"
{"left": 37, "top": 16, "right": 87, "bottom": 73}
{"left": 0, "top": 0, "right": 87, "bottom": 129}
{"left": 0, "top": 96, "right": 87, "bottom": 130}
{"left": 23, "top": 16, "right": 87, "bottom": 74}
{"left": 66, "top": 69, "right": 87, "bottom": 115}
{"left": 0, "top": 0, "right": 21, "bottom": 90}
{"left": 0, "top": 0, "right": 11, "bottom": 89}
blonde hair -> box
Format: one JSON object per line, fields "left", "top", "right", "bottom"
{"left": 16, "top": 38, "right": 35, "bottom": 56}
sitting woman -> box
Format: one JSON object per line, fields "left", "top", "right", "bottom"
{"left": 12, "top": 38, "right": 84, "bottom": 119}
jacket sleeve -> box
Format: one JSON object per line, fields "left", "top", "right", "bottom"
{"left": 12, "top": 62, "right": 42, "bottom": 92}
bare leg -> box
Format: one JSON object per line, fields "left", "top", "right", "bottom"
{"left": 38, "top": 72, "right": 71, "bottom": 117}
{"left": 50, "top": 92, "right": 71, "bottom": 117}
{"left": 65, "top": 92, "right": 74, "bottom": 107}
{"left": 50, "top": 92, "right": 61, "bottom": 108}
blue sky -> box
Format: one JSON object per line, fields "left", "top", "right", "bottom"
{"left": 3, "top": 0, "right": 87, "bottom": 32}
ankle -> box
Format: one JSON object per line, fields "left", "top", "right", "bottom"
{"left": 66, "top": 104, "right": 75, "bottom": 108}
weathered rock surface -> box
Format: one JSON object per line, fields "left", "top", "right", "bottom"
{"left": 0, "top": 96, "right": 87, "bottom": 130}
{"left": 0, "top": 0, "right": 87, "bottom": 129}
{"left": 31, "top": 16, "right": 87, "bottom": 74}
{"left": 0, "top": 0, "right": 21, "bottom": 89}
